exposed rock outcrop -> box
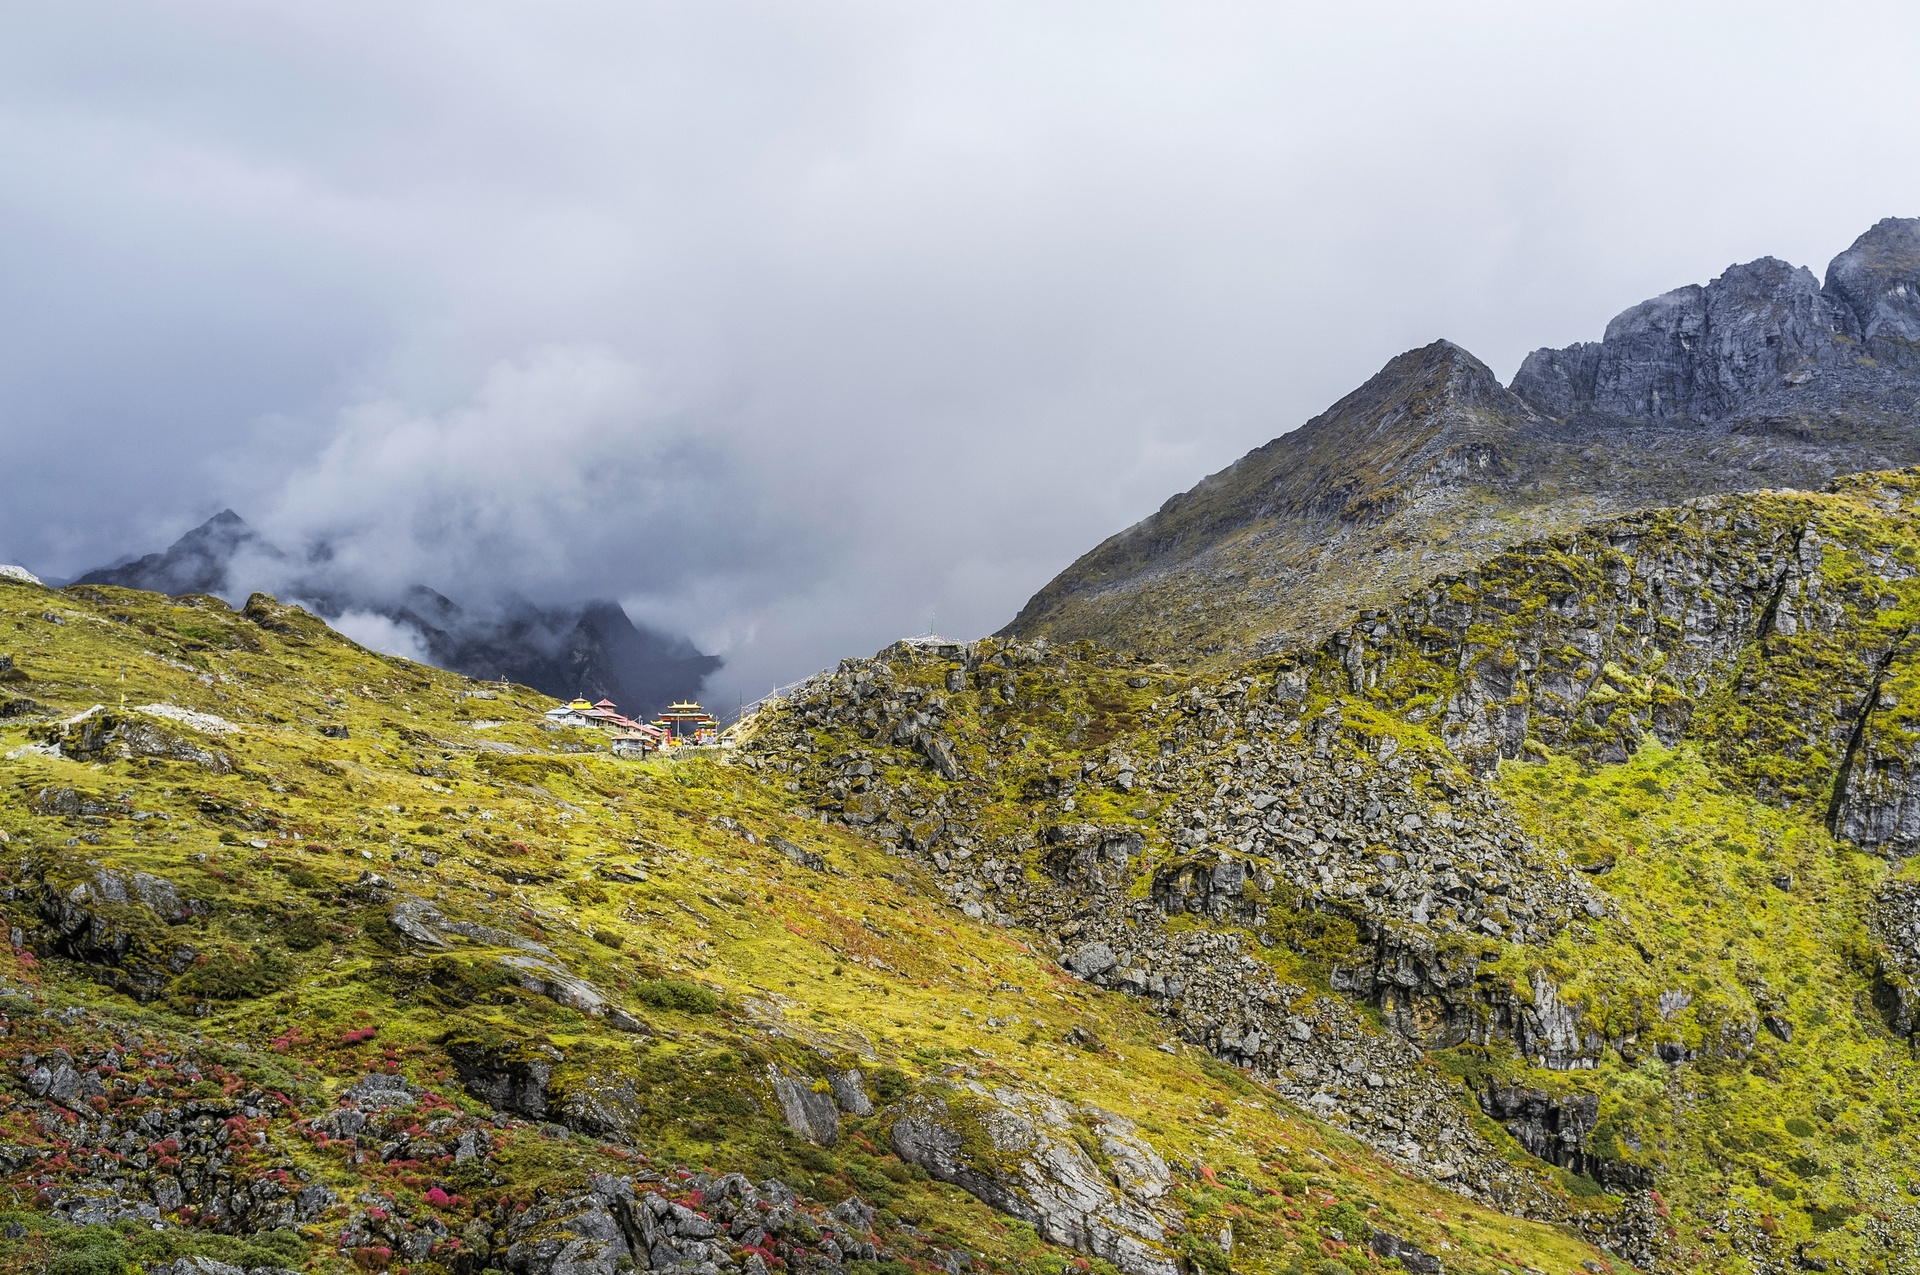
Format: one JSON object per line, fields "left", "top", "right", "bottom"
{"left": 888, "top": 1085, "right": 1177, "bottom": 1275}
{"left": 770, "top": 1068, "right": 841, "bottom": 1146}
{"left": 1479, "top": 1086, "right": 1653, "bottom": 1193}
{"left": 41, "top": 706, "right": 234, "bottom": 773}
{"left": 1871, "top": 879, "right": 1920, "bottom": 1046}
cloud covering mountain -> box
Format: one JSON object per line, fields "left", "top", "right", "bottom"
{"left": 75, "top": 508, "right": 722, "bottom": 717}
{"left": 4, "top": 4, "right": 1920, "bottom": 701}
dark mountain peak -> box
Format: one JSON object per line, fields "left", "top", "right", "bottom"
{"left": 76, "top": 508, "right": 282, "bottom": 596}
{"left": 394, "top": 593, "right": 719, "bottom": 717}
{"left": 1206, "top": 338, "right": 1535, "bottom": 521}
{"left": 76, "top": 517, "right": 719, "bottom": 718}
{"left": 1000, "top": 338, "right": 1539, "bottom": 647}
{"left": 1303, "top": 338, "right": 1521, "bottom": 438}
{"left": 1513, "top": 216, "right": 1920, "bottom": 421}
{"left": 1825, "top": 215, "right": 1920, "bottom": 354}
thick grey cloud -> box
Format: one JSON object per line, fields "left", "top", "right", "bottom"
{"left": 3, "top": 2, "right": 1920, "bottom": 701}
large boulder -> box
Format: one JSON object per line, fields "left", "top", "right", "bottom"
{"left": 888, "top": 1085, "right": 1176, "bottom": 1275}
{"left": 31, "top": 865, "right": 207, "bottom": 1001}
{"left": 770, "top": 1068, "right": 841, "bottom": 1146}
{"left": 445, "top": 1031, "right": 562, "bottom": 1119}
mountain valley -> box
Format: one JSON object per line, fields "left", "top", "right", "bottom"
{"left": 5, "top": 220, "right": 1920, "bottom": 1275}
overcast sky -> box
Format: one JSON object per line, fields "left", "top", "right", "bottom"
{"left": 3, "top": 2, "right": 1919, "bottom": 701}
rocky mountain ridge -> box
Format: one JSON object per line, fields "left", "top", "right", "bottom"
{"left": 1514, "top": 218, "right": 1920, "bottom": 423}
{"left": 76, "top": 511, "right": 719, "bottom": 718}
{"left": 1004, "top": 216, "right": 1920, "bottom": 667}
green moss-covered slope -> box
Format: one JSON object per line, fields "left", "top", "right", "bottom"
{"left": 0, "top": 578, "right": 1605, "bottom": 1275}
{"left": 744, "top": 471, "right": 1920, "bottom": 1274}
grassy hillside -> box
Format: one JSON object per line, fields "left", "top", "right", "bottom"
{"left": 742, "top": 473, "right": 1920, "bottom": 1275}
{"left": 0, "top": 577, "right": 1611, "bottom": 1275}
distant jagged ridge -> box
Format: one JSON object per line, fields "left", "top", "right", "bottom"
{"left": 1512, "top": 216, "right": 1920, "bottom": 422}
{"left": 76, "top": 511, "right": 719, "bottom": 717}
{"left": 1004, "top": 216, "right": 1920, "bottom": 666}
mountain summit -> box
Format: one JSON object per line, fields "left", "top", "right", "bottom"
{"left": 77, "top": 511, "right": 719, "bottom": 716}
{"left": 76, "top": 509, "right": 285, "bottom": 597}
{"left": 1005, "top": 216, "right": 1920, "bottom": 663}
{"left": 1513, "top": 216, "right": 1920, "bottom": 423}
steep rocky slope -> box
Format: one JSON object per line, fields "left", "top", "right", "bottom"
{"left": 0, "top": 573, "right": 1606, "bottom": 1275}
{"left": 744, "top": 470, "right": 1920, "bottom": 1274}
{"left": 1004, "top": 217, "right": 1920, "bottom": 666}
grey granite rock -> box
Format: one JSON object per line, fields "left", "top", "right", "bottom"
{"left": 889, "top": 1086, "right": 1177, "bottom": 1275}
{"left": 1514, "top": 216, "right": 1920, "bottom": 423}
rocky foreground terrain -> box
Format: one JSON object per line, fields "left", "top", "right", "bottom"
{"left": 10, "top": 283, "right": 1920, "bottom": 1274}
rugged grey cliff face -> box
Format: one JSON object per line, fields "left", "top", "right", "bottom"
{"left": 1826, "top": 216, "right": 1920, "bottom": 365}
{"left": 1513, "top": 217, "right": 1920, "bottom": 423}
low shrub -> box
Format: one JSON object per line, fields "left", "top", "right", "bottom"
{"left": 635, "top": 978, "right": 720, "bottom": 1013}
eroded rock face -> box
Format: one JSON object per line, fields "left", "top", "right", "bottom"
{"left": 829, "top": 1069, "right": 874, "bottom": 1117}
{"left": 553, "top": 1069, "right": 644, "bottom": 1141}
{"left": 29, "top": 865, "right": 207, "bottom": 1001}
{"left": 1824, "top": 217, "right": 1920, "bottom": 367}
{"left": 1043, "top": 824, "right": 1143, "bottom": 890}
{"left": 1514, "top": 217, "right": 1920, "bottom": 420}
{"left": 446, "top": 1034, "right": 561, "bottom": 1119}
{"left": 1514, "top": 258, "right": 1838, "bottom": 423}
{"left": 1870, "top": 880, "right": 1920, "bottom": 1045}
{"left": 1480, "top": 1087, "right": 1652, "bottom": 1194}
{"left": 889, "top": 1086, "right": 1177, "bottom": 1275}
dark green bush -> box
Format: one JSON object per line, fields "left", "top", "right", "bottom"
{"left": 635, "top": 978, "right": 719, "bottom": 1013}
{"left": 46, "top": 1228, "right": 128, "bottom": 1275}
{"left": 281, "top": 911, "right": 325, "bottom": 950}
{"left": 871, "top": 1065, "right": 911, "bottom": 1103}
{"left": 175, "top": 948, "right": 294, "bottom": 1000}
